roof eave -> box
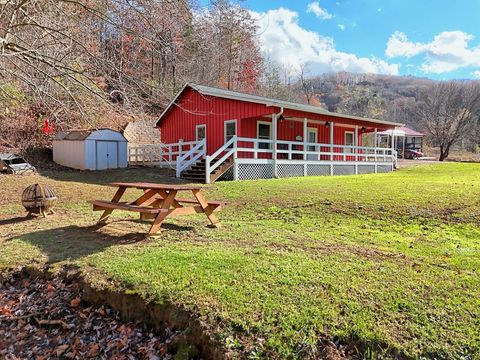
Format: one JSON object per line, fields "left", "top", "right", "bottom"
{"left": 156, "top": 82, "right": 403, "bottom": 128}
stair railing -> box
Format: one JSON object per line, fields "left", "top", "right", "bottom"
{"left": 205, "top": 136, "right": 237, "bottom": 184}
{"left": 175, "top": 139, "right": 206, "bottom": 178}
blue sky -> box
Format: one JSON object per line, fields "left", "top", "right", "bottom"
{"left": 204, "top": 0, "right": 480, "bottom": 79}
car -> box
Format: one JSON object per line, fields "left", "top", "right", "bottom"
{"left": 0, "top": 153, "right": 36, "bottom": 174}
{"left": 403, "top": 148, "right": 424, "bottom": 159}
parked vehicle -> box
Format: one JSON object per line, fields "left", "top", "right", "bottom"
{"left": 0, "top": 153, "right": 36, "bottom": 174}
{"left": 404, "top": 149, "right": 424, "bottom": 159}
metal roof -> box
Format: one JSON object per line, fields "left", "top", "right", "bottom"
{"left": 54, "top": 128, "right": 126, "bottom": 141}
{"left": 379, "top": 126, "right": 424, "bottom": 137}
{"left": 157, "top": 83, "right": 403, "bottom": 127}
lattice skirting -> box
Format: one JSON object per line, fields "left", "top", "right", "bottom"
{"left": 307, "top": 164, "right": 330, "bottom": 176}
{"left": 377, "top": 164, "right": 393, "bottom": 173}
{"left": 332, "top": 164, "right": 355, "bottom": 176}
{"left": 238, "top": 163, "right": 275, "bottom": 180}
{"left": 358, "top": 165, "right": 376, "bottom": 174}
{"left": 234, "top": 161, "right": 393, "bottom": 181}
{"left": 277, "top": 164, "right": 304, "bottom": 178}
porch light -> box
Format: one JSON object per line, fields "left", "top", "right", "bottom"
{"left": 325, "top": 122, "right": 330, "bottom": 128}
{"left": 361, "top": 127, "right": 366, "bottom": 133}
{"left": 279, "top": 115, "right": 285, "bottom": 122}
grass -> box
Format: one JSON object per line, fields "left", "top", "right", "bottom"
{"left": 1, "top": 163, "right": 479, "bottom": 358}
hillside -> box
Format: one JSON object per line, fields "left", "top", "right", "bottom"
{"left": 296, "top": 72, "right": 435, "bottom": 130}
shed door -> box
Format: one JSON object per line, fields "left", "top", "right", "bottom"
{"left": 96, "top": 141, "right": 118, "bottom": 170}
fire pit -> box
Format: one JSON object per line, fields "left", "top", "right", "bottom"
{"left": 22, "top": 184, "right": 57, "bottom": 217}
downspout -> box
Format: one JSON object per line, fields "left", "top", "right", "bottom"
{"left": 272, "top": 107, "right": 284, "bottom": 178}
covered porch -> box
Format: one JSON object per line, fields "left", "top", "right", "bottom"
{"left": 203, "top": 113, "right": 397, "bottom": 182}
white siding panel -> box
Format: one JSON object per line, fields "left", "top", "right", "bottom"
{"left": 53, "top": 140, "right": 86, "bottom": 169}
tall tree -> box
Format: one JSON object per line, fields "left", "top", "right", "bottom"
{"left": 419, "top": 81, "right": 480, "bottom": 161}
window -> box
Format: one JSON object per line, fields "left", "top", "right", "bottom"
{"left": 345, "top": 131, "right": 354, "bottom": 153}
{"left": 307, "top": 128, "right": 318, "bottom": 151}
{"left": 196, "top": 124, "right": 206, "bottom": 141}
{"left": 224, "top": 120, "right": 237, "bottom": 147}
{"left": 257, "top": 121, "right": 272, "bottom": 149}
{"left": 306, "top": 128, "right": 318, "bottom": 160}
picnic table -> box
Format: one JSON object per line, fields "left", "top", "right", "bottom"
{"left": 90, "top": 182, "right": 225, "bottom": 235}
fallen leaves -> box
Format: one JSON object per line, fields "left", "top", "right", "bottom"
{"left": 0, "top": 272, "right": 178, "bottom": 359}
{"left": 69, "top": 297, "right": 81, "bottom": 308}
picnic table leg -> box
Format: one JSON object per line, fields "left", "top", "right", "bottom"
{"left": 192, "top": 189, "right": 220, "bottom": 228}
{"left": 148, "top": 190, "right": 177, "bottom": 235}
{"left": 98, "top": 186, "right": 126, "bottom": 223}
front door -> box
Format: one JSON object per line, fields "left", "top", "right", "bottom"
{"left": 306, "top": 128, "right": 318, "bottom": 160}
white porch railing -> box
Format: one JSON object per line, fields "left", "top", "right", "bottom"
{"left": 175, "top": 139, "right": 206, "bottom": 177}
{"left": 129, "top": 137, "right": 397, "bottom": 181}
{"left": 205, "top": 136, "right": 237, "bottom": 184}
{"left": 235, "top": 137, "right": 397, "bottom": 163}
{"left": 128, "top": 141, "right": 201, "bottom": 168}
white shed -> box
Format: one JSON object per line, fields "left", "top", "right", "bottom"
{"left": 53, "top": 129, "right": 128, "bottom": 170}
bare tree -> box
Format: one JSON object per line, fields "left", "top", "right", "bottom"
{"left": 298, "top": 63, "right": 315, "bottom": 104}
{"left": 419, "top": 81, "right": 480, "bottom": 161}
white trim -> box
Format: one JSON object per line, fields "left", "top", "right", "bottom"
{"left": 307, "top": 127, "right": 318, "bottom": 143}
{"left": 257, "top": 120, "right": 272, "bottom": 149}
{"left": 224, "top": 119, "right": 237, "bottom": 143}
{"left": 344, "top": 131, "right": 354, "bottom": 146}
{"left": 196, "top": 124, "right": 206, "bottom": 142}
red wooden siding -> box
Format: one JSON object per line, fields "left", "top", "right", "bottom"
{"left": 159, "top": 88, "right": 274, "bottom": 153}
{"left": 158, "top": 87, "right": 395, "bottom": 156}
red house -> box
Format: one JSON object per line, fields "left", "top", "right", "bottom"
{"left": 151, "top": 84, "right": 401, "bottom": 183}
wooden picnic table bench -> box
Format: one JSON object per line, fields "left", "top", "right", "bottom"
{"left": 90, "top": 182, "right": 225, "bottom": 235}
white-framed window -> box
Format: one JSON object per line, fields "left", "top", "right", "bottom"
{"left": 224, "top": 119, "right": 237, "bottom": 147}
{"left": 345, "top": 131, "right": 354, "bottom": 153}
{"left": 307, "top": 127, "right": 318, "bottom": 151}
{"left": 196, "top": 124, "right": 206, "bottom": 141}
{"left": 257, "top": 121, "right": 272, "bottom": 149}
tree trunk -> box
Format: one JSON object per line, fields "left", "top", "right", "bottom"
{"left": 439, "top": 144, "right": 451, "bottom": 161}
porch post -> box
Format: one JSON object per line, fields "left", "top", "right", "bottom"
{"left": 330, "top": 122, "right": 334, "bottom": 161}
{"left": 354, "top": 126, "right": 359, "bottom": 159}
{"left": 303, "top": 118, "right": 308, "bottom": 160}
{"left": 272, "top": 113, "right": 278, "bottom": 178}
{"left": 391, "top": 132, "right": 396, "bottom": 168}
{"left": 354, "top": 125, "right": 359, "bottom": 174}
{"left": 330, "top": 122, "right": 334, "bottom": 176}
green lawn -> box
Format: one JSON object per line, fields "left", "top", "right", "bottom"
{"left": 1, "top": 163, "right": 479, "bottom": 358}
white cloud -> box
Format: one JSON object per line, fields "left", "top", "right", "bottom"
{"left": 307, "top": 1, "right": 333, "bottom": 20}
{"left": 337, "top": 24, "right": 346, "bottom": 31}
{"left": 252, "top": 8, "right": 399, "bottom": 76}
{"left": 386, "top": 30, "right": 480, "bottom": 74}
{"left": 472, "top": 70, "right": 480, "bottom": 79}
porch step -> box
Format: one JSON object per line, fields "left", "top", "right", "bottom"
{"left": 180, "top": 157, "right": 233, "bottom": 183}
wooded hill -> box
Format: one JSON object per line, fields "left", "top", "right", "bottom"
{"left": 292, "top": 72, "right": 436, "bottom": 130}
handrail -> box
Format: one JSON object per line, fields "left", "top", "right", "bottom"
{"left": 205, "top": 136, "right": 237, "bottom": 184}
{"left": 175, "top": 139, "right": 206, "bottom": 177}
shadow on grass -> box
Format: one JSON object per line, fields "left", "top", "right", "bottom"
{"left": 37, "top": 167, "right": 183, "bottom": 186}
{"left": 0, "top": 215, "right": 35, "bottom": 226}
{"left": 6, "top": 220, "right": 194, "bottom": 264}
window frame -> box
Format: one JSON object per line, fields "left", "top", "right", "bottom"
{"left": 307, "top": 127, "right": 318, "bottom": 152}
{"left": 196, "top": 124, "right": 207, "bottom": 142}
{"left": 224, "top": 119, "right": 237, "bottom": 144}
{"left": 257, "top": 120, "right": 272, "bottom": 150}
{"left": 344, "top": 130, "right": 355, "bottom": 153}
